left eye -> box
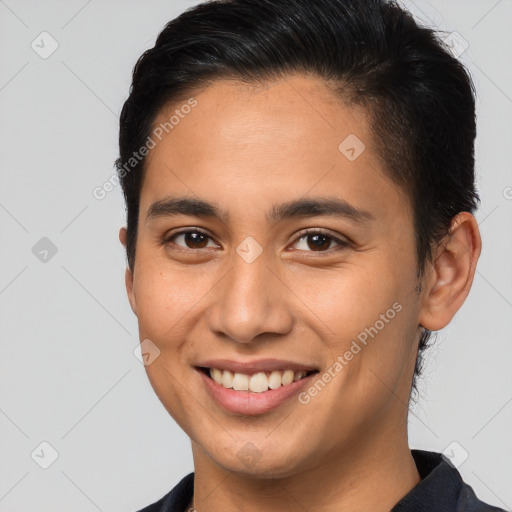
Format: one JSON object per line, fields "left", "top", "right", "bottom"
{"left": 291, "top": 230, "right": 348, "bottom": 252}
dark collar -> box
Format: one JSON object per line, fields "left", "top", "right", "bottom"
{"left": 392, "top": 449, "right": 463, "bottom": 511}
{"left": 392, "top": 449, "right": 505, "bottom": 511}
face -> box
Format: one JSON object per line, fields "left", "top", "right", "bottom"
{"left": 124, "top": 75, "right": 426, "bottom": 477}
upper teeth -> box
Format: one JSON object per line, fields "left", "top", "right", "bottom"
{"left": 209, "top": 368, "right": 309, "bottom": 393}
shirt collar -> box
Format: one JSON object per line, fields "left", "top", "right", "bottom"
{"left": 391, "top": 449, "right": 463, "bottom": 511}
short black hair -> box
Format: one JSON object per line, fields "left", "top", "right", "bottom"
{"left": 116, "top": 0, "right": 479, "bottom": 399}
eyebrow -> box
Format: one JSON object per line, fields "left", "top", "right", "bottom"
{"left": 146, "top": 196, "right": 375, "bottom": 225}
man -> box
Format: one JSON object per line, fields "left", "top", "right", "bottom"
{"left": 116, "top": 0, "right": 504, "bottom": 510}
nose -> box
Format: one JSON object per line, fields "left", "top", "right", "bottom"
{"left": 205, "top": 250, "right": 294, "bottom": 344}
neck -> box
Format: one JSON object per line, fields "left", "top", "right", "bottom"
{"left": 189, "top": 426, "right": 420, "bottom": 512}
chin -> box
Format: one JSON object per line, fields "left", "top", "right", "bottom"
{"left": 194, "top": 429, "right": 317, "bottom": 480}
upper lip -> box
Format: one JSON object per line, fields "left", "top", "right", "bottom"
{"left": 196, "top": 359, "right": 319, "bottom": 374}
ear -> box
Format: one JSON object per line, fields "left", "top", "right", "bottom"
{"left": 119, "top": 227, "right": 138, "bottom": 316}
{"left": 418, "top": 212, "right": 482, "bottom": 331}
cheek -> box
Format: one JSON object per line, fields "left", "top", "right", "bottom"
{"left": 298, "top": 256, "right": 418, "bottom": 396}
{"left": 132, "top": 264, "right": 206, "bottom": 426}
{"left": 289, "top": 259, "right": 408, "bottom": 344}
{"left": 132, "top": 258, "right": 209, "bottom": 338}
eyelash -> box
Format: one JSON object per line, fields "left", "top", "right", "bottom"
{"left": 162, "top": 227, "right": 349, "bottom": 253}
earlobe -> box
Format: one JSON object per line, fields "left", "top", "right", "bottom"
{"left": 418, "top": 212, "right": 482, "bottom": 332}
{"left": 119, "top": 226, "right": 128, "bottom": 247}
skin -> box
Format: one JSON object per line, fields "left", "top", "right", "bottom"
{"left": 119, "top": 75, "right": 481, "bottom": 512}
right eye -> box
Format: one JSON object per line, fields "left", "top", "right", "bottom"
{"left": 163, "top": 228, "right": 219, "bottom": 250}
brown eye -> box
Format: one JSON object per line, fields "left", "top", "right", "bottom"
{"left": 292, "top": 230, "right": 348, "bottom": 252}
{"left": 306, "top": 233, "right": 331, "bottom": 251}
{"left": 166, "top": 230, "right": 216, "bottom": 250}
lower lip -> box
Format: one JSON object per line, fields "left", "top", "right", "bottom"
{"left": 197, "top": 369, "right": 317, "bottom": 415}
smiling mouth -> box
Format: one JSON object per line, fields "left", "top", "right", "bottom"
{"left": 197, "top": 366, "right": 319, "bottom": 393}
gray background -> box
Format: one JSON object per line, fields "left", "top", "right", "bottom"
{"left": 0, "top": 0, "right": 510, "bottom": 510}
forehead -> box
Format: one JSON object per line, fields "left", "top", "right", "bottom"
{"left": 141, "top": 75, "right": 410, "bottom": 226}
{"left": 149, "top": 75, "right": 370, "bottom": 166}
